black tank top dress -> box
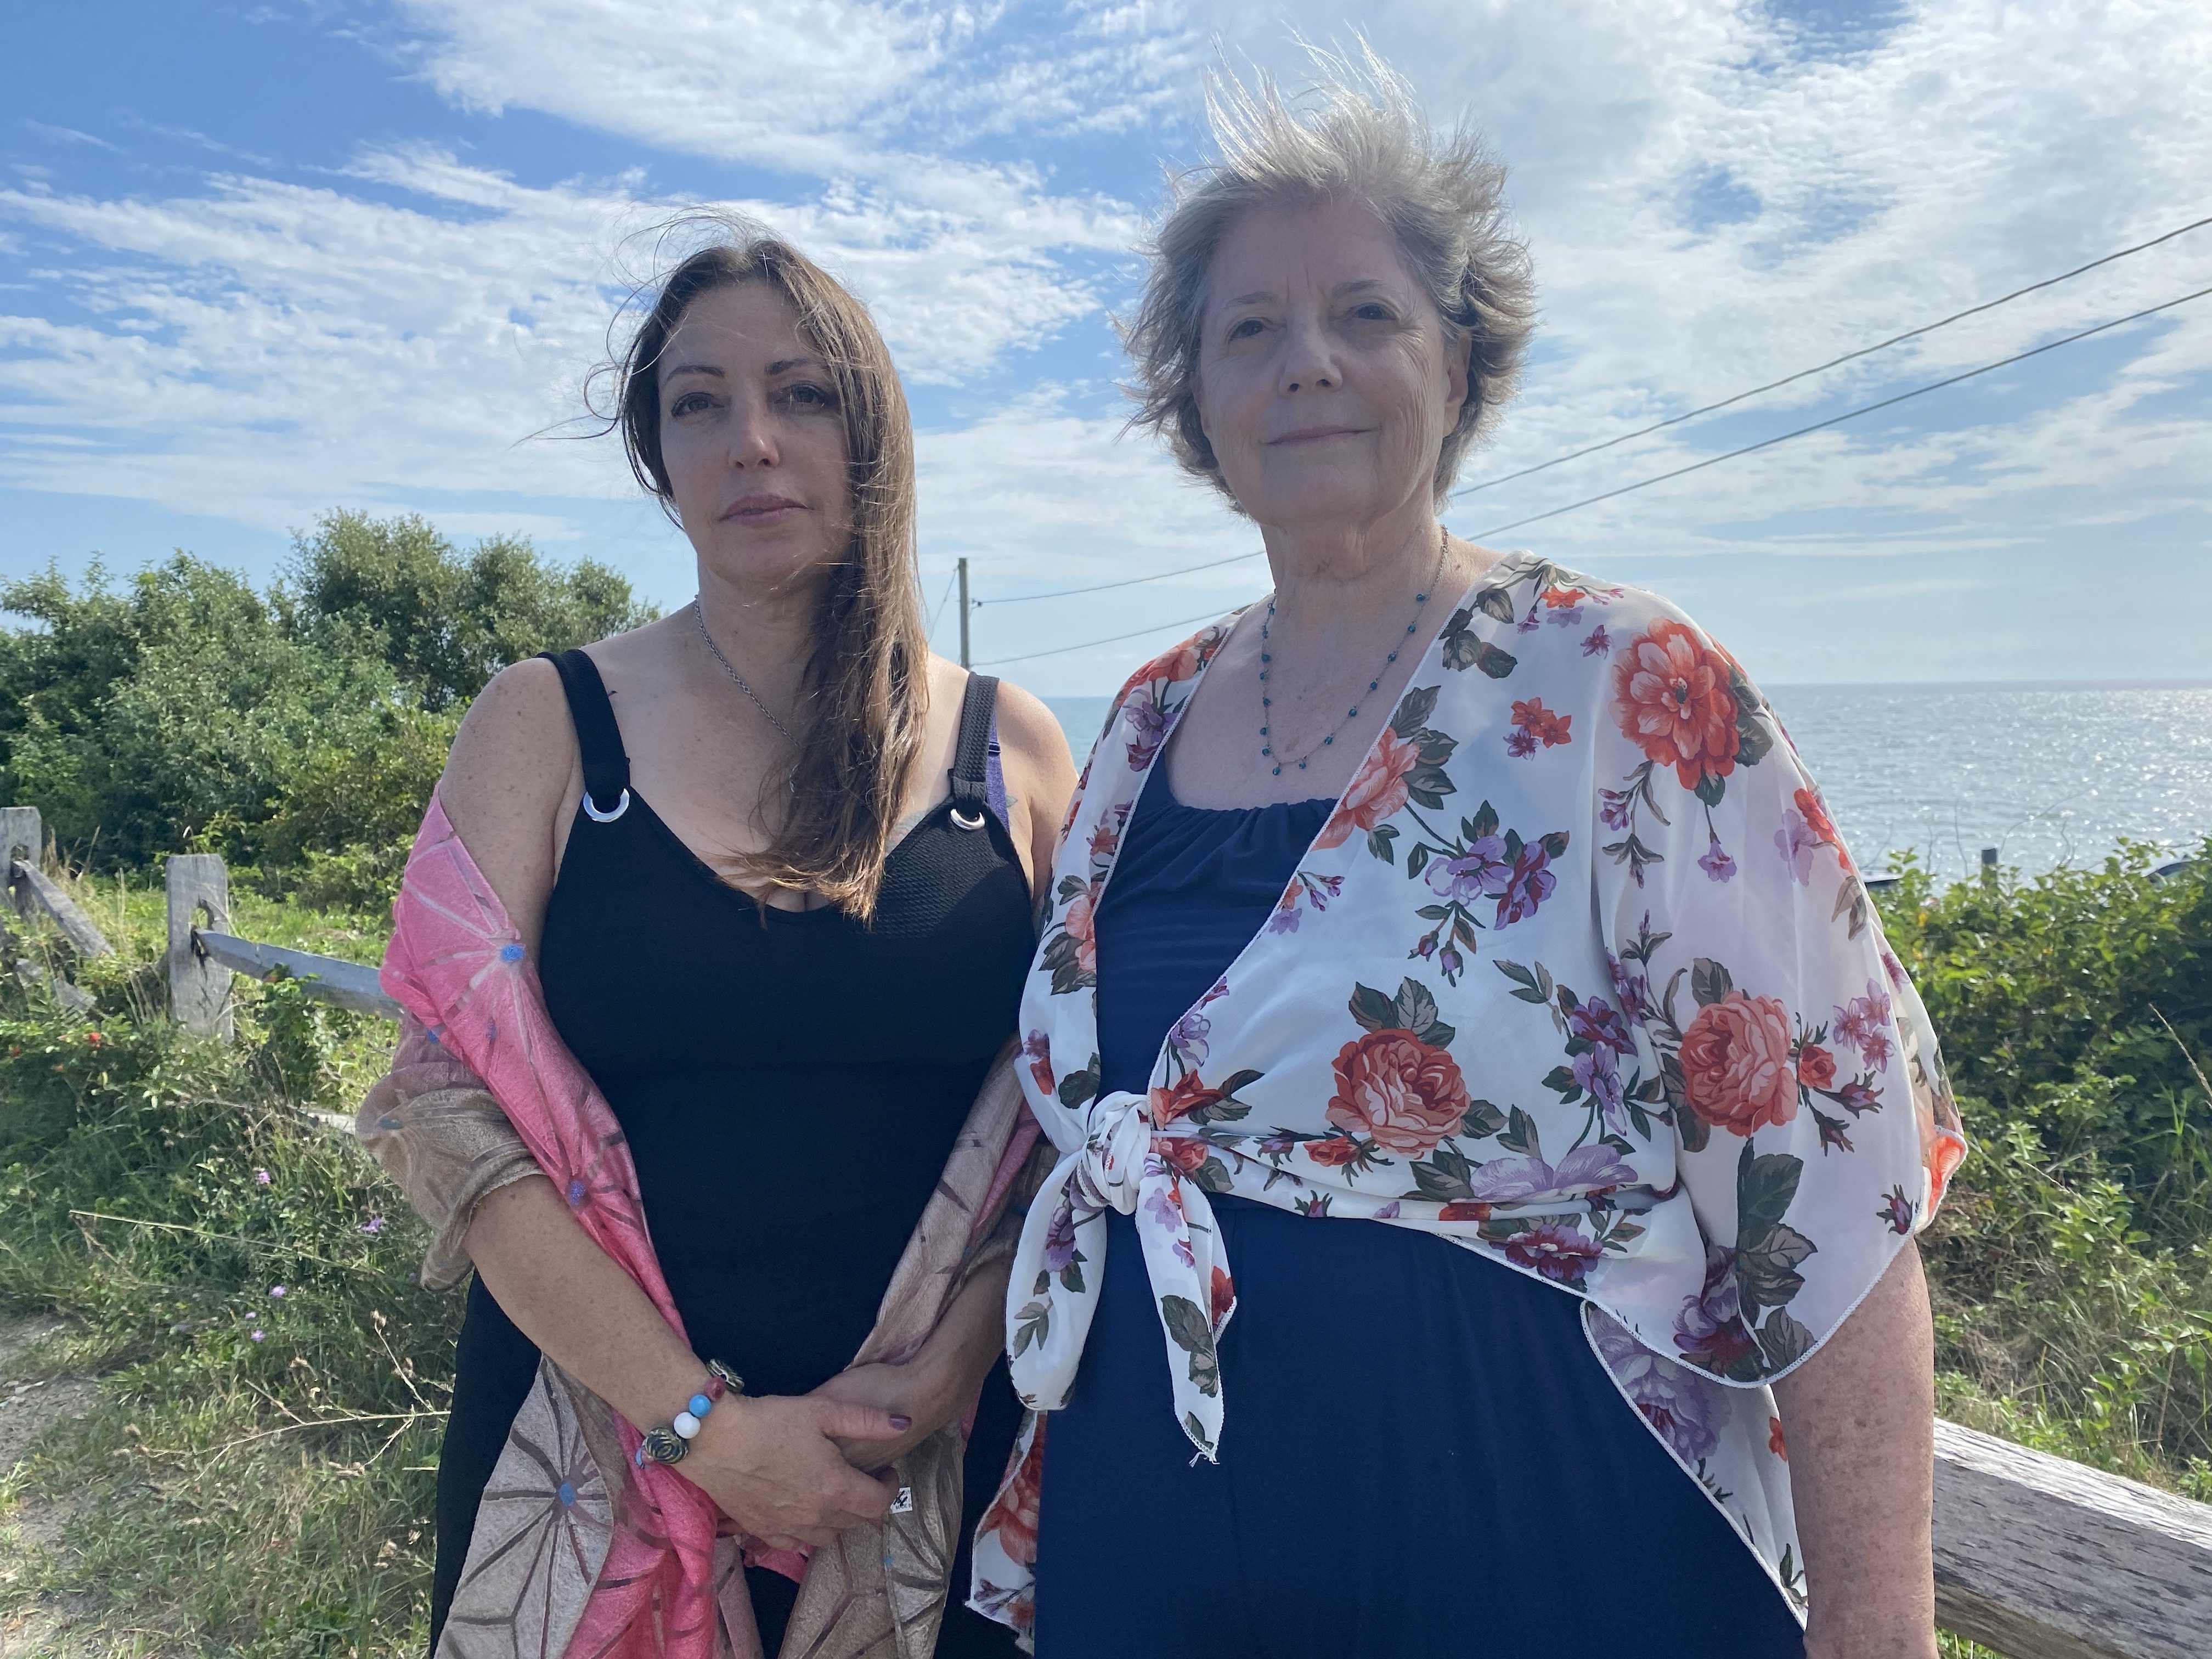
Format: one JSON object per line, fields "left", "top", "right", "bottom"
{"left": 427, "top": 653, "right": 1033, "bottom": 1658}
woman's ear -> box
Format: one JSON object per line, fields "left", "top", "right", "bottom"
{"left": 1444, "top": 325, "right": 1472, "bottom": 418}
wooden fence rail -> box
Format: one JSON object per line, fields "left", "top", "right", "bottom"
{"left": 5, "top": 801, "right": 2212, "bottom": 1657}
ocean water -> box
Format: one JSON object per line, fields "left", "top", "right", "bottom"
{"left": 1041, "top": 682, "right": 2212, "bottom": 884}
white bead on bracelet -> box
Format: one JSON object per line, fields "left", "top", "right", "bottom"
{"left": 672, "top": 1391, "right": 714, "bottom": 1440}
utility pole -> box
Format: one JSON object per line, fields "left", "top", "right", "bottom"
{"left": 957, "top": 557, "right": 970, "bottom": 669}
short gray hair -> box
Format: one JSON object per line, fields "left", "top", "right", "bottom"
{"left": 1123, "top": 47, "right": 1538, "bottom": 508}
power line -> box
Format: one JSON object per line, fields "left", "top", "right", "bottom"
{"left": 988, "top": 279, "right": 2212, "bottom": 667}
{"left": 975, "top": 548, "right": 1264, "bottom": 606}
{"left": 974, "top": 603, "right": 1250, "bottom": 668}
{"left": 1452, "top": 209, "right": 2212, "bottom": 500}
{"left": 1468, "top": 281, "right": 2212, "bottom": 540}
{"left": 926, "top": 568, "right": 959, "bottom": 639}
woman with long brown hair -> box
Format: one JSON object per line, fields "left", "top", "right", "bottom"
{"left": 361, "top": 222, "right": 1073, "bottom": 1657}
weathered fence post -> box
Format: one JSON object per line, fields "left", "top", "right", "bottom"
{"left": 1, "top": 804, "right": 40, "bottom": 921}
{"left": 166, "top": 852, "right": 233, "bottom": 1039}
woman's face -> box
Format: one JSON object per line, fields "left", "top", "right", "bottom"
{"left": 1193, "top": 195, "right": 1468, "bottom": 534}
{"left": 656, "top": 282, "right": 853, "bottom": 589}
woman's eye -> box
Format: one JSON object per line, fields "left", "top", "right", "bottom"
{"left": 783, "top": 382, "right": 834, "bottom": 409}
{"left": 1227, "top": 317, "right": 1265, "bottom": 341}
{"left": 1352, "top": 302, "right": 1393, "bottom": 322}
{"left": 669, "top": 391, "right": 714, "bottom": 417}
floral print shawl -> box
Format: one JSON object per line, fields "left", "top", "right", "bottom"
{"left": 970, "top": 550, "right": 1966, "bottom": 1639}
{"left": 369, "top": 796, "right": 1042, "bottom": 1659}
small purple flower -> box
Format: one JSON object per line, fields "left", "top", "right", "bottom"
{"left": 268, "top": 1284, "right": 286, "bottom": 1299}
{"left": 1672, "top": 1246, "right": 1759, "bottom": 1377}
{"left": 1122, "top": 698, "right": 1171, "bottom": 770}
{"left": 1572, "top": 1043, "right": 1627, "bottom": 1127}
{"left": 1591, "top": 1324, "right": 1726, "bottom": 1466}
{"left": 1774, "top": 809, "right": 1819, "bottom": 884}
{"left": 1425, "top": 836, "right": 1511, "bottom": 904}
{"left": 358, "top": 1215, "right": 386, "bottom": 1235}
{"left": 1877, "top": 1185, "right": 1916, "bottom": 1235}
{"left": 1599, "top": 789, "right": 1631, "bottom": 831}
{"left": 254, "top": 1169, "right": 270, "bottom": 1186}
{"left": 1607, "top": 951, "right": 1648, "bottom": 1018}
{"left": 1545, "top": 601, "right": 1584, "bottom": 626}
{"left": 1504, "top": 726, "right": 1537, "bottom": 758}
{"left": 1568, "top": 996, "right": 1634, "bottom": 1053}
{"left": 1516, "top": 608, "right": 1542, "bottom": 634}
{"left": 1832, "top": 981, "right": 1895, "bottom": 1070}
{"left": 1169, "top": 1008, "right": 1213, "bottom": 1069}
{"left": 1494, "top": 843, "right": 1556, "bottom": 927}
{"left": 250, "top": 1328, "right": 266, "bottom": 1342}
{"left": 1699, "top": 834, "right": 1737, "bottom": 884}
{"left": 1438, "top": 941, "right": 1465, "bottom": 981}
{"left": 1836, "top": 1080, "right": 1881, "bottom": 1116}
{"left": 1581, "top": 625, "right": 1611, "bottom": 657}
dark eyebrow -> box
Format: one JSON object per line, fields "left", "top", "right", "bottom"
{"left": 766, "top": 356, "right": 823, "bottom": 375}
{"left": 663, "top": 363, "right": 723, "bottom": 382}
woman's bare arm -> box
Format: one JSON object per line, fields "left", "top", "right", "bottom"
{"left": 436, "top": 662, "right": 906, "bottom": 1548}
{"left": 1771, "top": 1240, "right": 1940, "bottom": 1659}
{"left": 990, "top": 679, "right": 1079, "bottom": 905}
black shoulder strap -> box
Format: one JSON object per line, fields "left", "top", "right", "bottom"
{"left": 949, "top": 673, "right": 999, "bottom": 809}
{"left": 539, "top": 650, "right": 630, "bottom": 813}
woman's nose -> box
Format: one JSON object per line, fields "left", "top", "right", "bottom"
{"left": 726, "top": 405, "right": 778, "bottom": 467}
{"left": 1278, "top": 314, "right": 1339, "bottom": 394}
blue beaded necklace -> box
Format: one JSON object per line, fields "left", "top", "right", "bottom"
{"left": 1259, "top": 528, "right": 1448, "bottom": 777}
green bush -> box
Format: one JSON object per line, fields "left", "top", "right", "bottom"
{"left": 0, "top": 511, "right": 655, "bottom": 910}
{"left": 1876, "top": 845, "right": 2212, "bottom": 1494}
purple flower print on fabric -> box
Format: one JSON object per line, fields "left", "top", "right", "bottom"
{"left": 1497, "top": 842, "right": 1557, "bottom": 926}
{"left": 1700, "top": 835, "right": 1738, "bottom": 883}
{"left": 1425, "top": 838, "right": 1513, "bottom": 905}
{"left": 1582, "top": 625, "right": 1611, "bottom": 657}
{"left": 1775, "top": 809, "right": 1820, "bottom": 884}
{"left": 1593, "top": 1314, "right": 1728, "bottom": 1465}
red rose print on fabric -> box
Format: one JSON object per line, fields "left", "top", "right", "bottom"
{"left": 1679, "top": 989, "right": 1799, "bottom": 1136}
{"left": 978, "top": 1429, "right": 1043, "bottom": 1567}
{"left": 1314, "top": 727, "right": 1424, "bottom": 850}
{"left": 1325, "top": 1028, "right": 1471, "bottom": 1155}
{"left": 1611, "top": 618, "right": 1742, "bottom": 791}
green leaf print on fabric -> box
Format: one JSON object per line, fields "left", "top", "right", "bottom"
{"left": 1160, "top": 1295, "right": 1220, "bottom": 1396}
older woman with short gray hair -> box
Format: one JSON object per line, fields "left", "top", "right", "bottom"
{"left": 970, "top": 49, "right": 1965, "bottom": 1659}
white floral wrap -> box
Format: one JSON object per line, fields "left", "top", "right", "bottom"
{"left": 970, "top": 551, "right": 1966, "bottom": 1639}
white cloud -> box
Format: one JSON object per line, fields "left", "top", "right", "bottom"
{"left": 0, "top": 139, "right": 1135, "bottom": 531}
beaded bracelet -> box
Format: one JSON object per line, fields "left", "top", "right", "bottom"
{"left": 634, "top": 1358, "right": 744, "bottom": 1468}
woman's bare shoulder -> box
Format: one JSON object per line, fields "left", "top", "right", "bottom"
{"left": 438, "top": 657, "right": 581, "bottom": 943}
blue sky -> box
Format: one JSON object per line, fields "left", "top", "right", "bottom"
{"left": 3, "top": 0, "right": 2208, "bottom": 694}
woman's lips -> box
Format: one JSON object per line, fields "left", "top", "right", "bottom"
{"left": 722, "top": 496, "right": 805, "bottom": 522}
{"left": 1269, "top": 426, "right": 1369, "bottom": 446}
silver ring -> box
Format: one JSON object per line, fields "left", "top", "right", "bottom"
{"left": 950, "top": 804, "right": 987, "bottom": 831}
{"left": 583, "top": 788, "right": 631, "bottom": 823}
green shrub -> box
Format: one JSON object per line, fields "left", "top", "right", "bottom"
{"left": 1876, "top": 845, "right": 2212, "bottom": 1493}
{"left": 0, "top": 511, "right": 655, "bottom": 897}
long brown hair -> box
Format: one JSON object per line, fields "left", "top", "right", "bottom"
{"left": 600, "top": 221, "right": 928, "bottom": 919}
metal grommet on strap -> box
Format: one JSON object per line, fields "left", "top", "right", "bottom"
{"left": 583, "top": 788, "right": 631, "bottom": 823}
{"left": 950, "top": 803, "right": 987, "bottom": 831}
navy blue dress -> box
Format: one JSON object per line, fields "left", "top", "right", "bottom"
{"left": 1029, "top": 764, "right": 1804, "bottom": 1658}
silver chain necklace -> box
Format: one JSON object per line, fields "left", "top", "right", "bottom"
{"left": 1259, "top": 527, "right": 1448, "bottom": 777}
{"left": 690, "top": 599, "right": 792, "bottom": 740}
